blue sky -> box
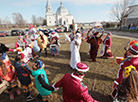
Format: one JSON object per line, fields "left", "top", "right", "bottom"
{"left": 0, "top": 0, "right": 137, "bottom": 23}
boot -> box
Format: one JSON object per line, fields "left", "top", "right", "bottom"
{"left": 9, "top": 91, "right": 14, "bottom": 100}
{"left": 15, "top": 88, "right": 21, "bottom": 95}
{"left": 45, "top": 48, "right": 47, "bottom": 57}
{"left": 38, "top": 49, "right": 42, "bottom": 57}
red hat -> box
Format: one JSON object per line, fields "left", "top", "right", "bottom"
{"left": 51, "top": 32, "right": 55, "bottom": 34}
{"left": 128, "top": 45, "right": 138, "bottom": 55}
{"left": 76, "top": 62, "right": 89, "bottom": 72}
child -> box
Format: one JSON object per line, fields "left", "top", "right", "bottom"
{"left": 49, "top": 31, "right": 60, "bottom": 56}
{"left": 32, "top": 60, "right": 54, "bottom": 102}
{"left": 100, "top": 32, "right": 113, "bottom": 58}
{"left": 14, "top": 55, "right": 34, "bottom": 101}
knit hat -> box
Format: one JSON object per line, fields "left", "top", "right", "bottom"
{"left": 51, "top": 31, "right": 55, "bottom": 35}
{"left": 18, "top": 35, "right": 23, "bottom": 39}
{"left": 128, "top": 45, "right": 138, "bottom": 55}
{"left": 76, "top": 62, "right": 89, "bottom": 72}
{"left": 129, "top": 40, "right": 138, "bottom": 46}
{"left": 107, "top": 32, "right": 112, "bottom": 35}
{"left": 35, "top": 60, "right": 43, "bottom": 68}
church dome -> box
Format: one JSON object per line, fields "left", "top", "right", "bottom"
{"left": 56, "top": 2, "right": 68, "bottom": 14}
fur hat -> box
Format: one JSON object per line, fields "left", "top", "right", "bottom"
{"left": 75, "top": 62, "right": 89, "bottom": 72}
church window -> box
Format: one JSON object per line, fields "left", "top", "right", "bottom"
{"left": 49, "top": 21, "right": 51, "bottom": 23}
{"left": 55, "top": 21, "right": 56, "bottom": 23}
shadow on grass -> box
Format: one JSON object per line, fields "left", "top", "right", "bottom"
{"left": 91, "top": 91, "right": 113, "bottom": 102}
{"left": 85, "top": 72, "right": 115, "bottom": 81}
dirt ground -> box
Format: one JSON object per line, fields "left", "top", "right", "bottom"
{"left": 0, "top": 33, "right": 134, "bottom": 102}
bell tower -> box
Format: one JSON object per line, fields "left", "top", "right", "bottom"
{"left": 46, "top": 0, "right": 53, "bottom": 15}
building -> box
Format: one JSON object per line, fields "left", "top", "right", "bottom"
{"left": 46, "top": 0, "right": 74, "bottom": 26}
{"left": 126, "top": 4, "right": 138, "bottom": 27}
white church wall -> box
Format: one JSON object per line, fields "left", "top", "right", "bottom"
{"left": 46, "top": 15, "right": 56, "bottom": 26}
{"left": 46, "top": 0, "right": 74, "bottom": 26}
{"left": 56, "top": 15, "right": 73, "bottom": 26}
{"left": 65, "top": 15, "right": 74, "bottom": 25}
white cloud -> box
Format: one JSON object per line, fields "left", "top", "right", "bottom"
{"left": 103, "top": 10, "right": 112, "bottom": 14}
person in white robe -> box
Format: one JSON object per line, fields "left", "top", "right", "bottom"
{"left": 30, "top": 31, "right": 40, "bottom": 53}
{"left": 70, "top": 33, "right": 82, "bottom": 69}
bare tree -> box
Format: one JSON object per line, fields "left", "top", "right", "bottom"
{"left": 111, "top": 0, "right": 136, "bottom": 28}
{"left": 37, "top": 17, "right": 44, "bottom": 25}
{"left": 32, "top": 15, "right": 37, "bottom": 26}
{"left": 0, "top": 18, "right": 2, "bottom": 28}
{"left": 12, "top": 12, "right": 26, "bottom": 27}
{"left": 3, "top": 16, "right": 12, "bottom": 28}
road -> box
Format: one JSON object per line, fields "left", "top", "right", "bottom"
{"left": 105, "top": 30, "right": 138, "bottom": 39}
{"left": 85, "top": 28, "right": 138, "bottom": 39}
{"left": 2, "top": 28, "right": 138, "bottom": 40}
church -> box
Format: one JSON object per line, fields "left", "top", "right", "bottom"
{"left": 46, "top": 0, "right": 74, "bottom": 26}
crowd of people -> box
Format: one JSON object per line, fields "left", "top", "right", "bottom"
{"left": 0, "top": 23, "right": 138, "bottom": 102}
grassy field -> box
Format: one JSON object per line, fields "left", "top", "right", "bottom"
{"left": 0, "top": 33, "right": 137, "bottom": 102}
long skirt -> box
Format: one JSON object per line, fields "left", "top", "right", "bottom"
{"left": 70, "top": 49, "right": 81, "bottom": 69}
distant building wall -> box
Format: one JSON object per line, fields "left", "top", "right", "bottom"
{"left": 126, "top": 18, "right": 138, "bottom": 27}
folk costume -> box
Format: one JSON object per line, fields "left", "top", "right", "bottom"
{"left": 23, "top": 33, "right": 32, "bottom": 47}
{"left": 113, "top": 45, "right": 138, "bottom": 86}
{"left": 0, "top": 43, "right": 20, "bottom": 100}
{"left": 87, "top": 31, "right": 103, "bottom": 61}
{"left": 15, "top": 36, "right": 25, "bottom": 50}
{"left": 70, "top": 33, "right": 81, "bottom": 69}
{"left": 14, "top": 61, "right": 34, "bottom": 101}
{"left": 37, "top": 31, "right": 48, "bottom": 57}
{"left": 52, "top": 62, "right": 98, "bottom": 102}
{"left": 0, "top": 53, "right": 17, "bottom": 86}
{"left": 32, "top": 60, "right": 54, "bottom": 102}
{"left": 112, "top": 65, "right": 137, "bottom": 102}
{"left": 30, "top": 31, "right": 40, "bottom": 53}
{"left": 50, "top": 31, "right": 60, "bottom": 56}
{"left": 100, "top": 32, "right": 113, "bottom": 58}
{"left": 24, "top": 33, "right": 36, "bottom": 58}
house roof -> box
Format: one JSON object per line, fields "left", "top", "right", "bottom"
{"left": 127, "top": 4, "right": 138, "bottom": 19}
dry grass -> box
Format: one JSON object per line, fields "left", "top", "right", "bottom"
{"left": 0, "top": 33, "right": 134, "bottom": 102}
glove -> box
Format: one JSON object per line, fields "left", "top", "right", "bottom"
{"left": 52, "top": 83, "right": 59, "bottom": 91}
{"left": 112, "top": 82, "right": 118, "bottom": 89}
{"left": 14, "top": 49, "right": 17, "bottom": 52}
